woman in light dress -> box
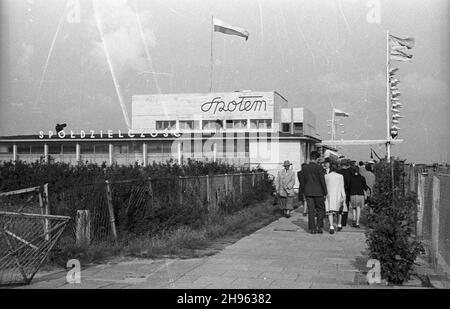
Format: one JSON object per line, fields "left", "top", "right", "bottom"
{"left": 324, "top": 163, "right": 347, "bottom": 234}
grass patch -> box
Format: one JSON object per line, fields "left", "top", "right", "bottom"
{"left": 124, "top": 200, "right": 280, "bottom": 258}
{"left": 50, "top": 240, "right": 123, "bottom": 266}
{"left": 51, "top": 199, "right": 280, "bottom": 265}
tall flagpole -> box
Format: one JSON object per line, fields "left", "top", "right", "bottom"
{"left": 386, "top": 30, "right": 395, "bottom": 193}
{"left": 210, "top": 15, "right": 214, "bottom": 92}
{"left": 386, "top": 30, "right": 391, "bottom": 162}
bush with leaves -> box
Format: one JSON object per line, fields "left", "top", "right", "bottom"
{"left": 365, "top": 160, "right": 424, "bottom": 285}
{"left": 0, "top": 158, "right": 273, "bottom": 240}
{"left": 0, "top": 158, "right": 256, "bottom": 193}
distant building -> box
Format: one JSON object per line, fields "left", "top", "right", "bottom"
{"left": 0, "top": 91, "right": 325, "bottom": 178}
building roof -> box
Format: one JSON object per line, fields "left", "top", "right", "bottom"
{"left": 0, "top": 132, "right": 321, "bottom": 143}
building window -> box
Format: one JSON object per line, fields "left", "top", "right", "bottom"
{"left": 17, "top": 144, "right": 30, "bottom": 154}
{"left": 180, "top": 140, "right": 194, "bottom": 156}
{"left": 293, "top": 122, "right": 303, "bottom": 134}
{"left": 62, "top": 144, "right": 76, "bottom": 154}
{"left": 81, "top": 143, "right": 94, "bottom": 154}
{"left": 94, "top": 144, "right": 109, "bottom": 154}
{"left": 148, "top": 142, "right": 162, "bottom": 153}
{"left": 30, "top": 145, "right": 43, "bottom": 154}
{"left": 144, "top": 141, "right": 173, "bottom": 154}
{"left": 156, "top": 120, "right": 176, "bottom": 130}
{"left": 161, "top": 141, "right": 173, "bottom": 154}
{"left": 234, "top": 138, "right": 249, "bottom": 157}
{"left": 113, "top": 144, "right": 129, "bottom": 154}
{"left": 131, "top": 143, "right": 143, "bottom": 153}
{"left": 203, "top": 120, "right": 223, "bottom": 130}
{"left": 250, "top": 119, "right": 272, "bottom": 129}
{"left": 49, "top": 144, "right": 62, "bottom": 155}
{"left": 226, "top": 119, "right": 247, "bottom": 129}
{"left": 179, "top": 120, "right": 199, "bottom": 130}
{"left": 281, "top": 123, "right": 291, "bottom": 133}
{"left": 0, "top": 145, "right": 12, "bottom": 154}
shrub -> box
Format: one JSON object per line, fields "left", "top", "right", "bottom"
{"left": 0, "top": 159, "right": 273, "bottom": 241}
{"left": 0, "top": 158, "right": 258, "bottom": 194}
{"left": 366, "top": 160, "right": 424, "bottom": 285}
{"left": 1, "top": 159, "right": 274, "bottom": 264}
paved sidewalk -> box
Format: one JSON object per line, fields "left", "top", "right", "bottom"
{"left": 16, "top": 208, "right": 431, "bottom": 289}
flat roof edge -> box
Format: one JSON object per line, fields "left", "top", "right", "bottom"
{"left": 132, "top": 90, "right": 286, "bottom": 100}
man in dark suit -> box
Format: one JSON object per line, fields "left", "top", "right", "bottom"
{"left": 299, "top": 151, "right": 328, "bottom": 234}
{"left": 336, "top": 159, "right": 352, "bottom": 230}
{"left": 297, "top": 163, "right": 308, "bottom": 216}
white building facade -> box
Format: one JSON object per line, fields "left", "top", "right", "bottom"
{"left": 0, "top": 91, "right": 323, "bottom": 180}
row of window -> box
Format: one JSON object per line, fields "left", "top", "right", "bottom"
{"left": 155, "top": 119, "right": 304, "bottom": 133}
{"left": 155, "top": 119, "right": 273, "bottom": 130}
{"left": 0, "top": 140, "right": 253, "bottom": 156}
{"left": 1, "top": 143, "right": 165, "bottom": 155}
{"left": 281, "top": 123, "right": 303, "bottom": 134}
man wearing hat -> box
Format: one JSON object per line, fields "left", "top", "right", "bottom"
{"left": 276, "top": 160, "right": 296, "bottom": 218}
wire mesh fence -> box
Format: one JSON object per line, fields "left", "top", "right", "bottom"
{"left": 0, "top": 211, "right": 70, "bottom": 285}
{"left": 437, "top": 174, "right": 450, "bottom": 272}
{"left": 43, "top": 172, "right": 269, "bottom": 244}
{"left": 0, "top": 186, "right": 43, "bottom": 215}
{"left": 0, "top": 171, "right": 270, "bottom": 285}
{"left": 405, "top": 166, "right": 450, "bottom": 277}
{"left": 49, "top": 182, "right": 113, "bottom": 244}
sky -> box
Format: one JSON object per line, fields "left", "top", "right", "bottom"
{"left": 0, "top": 0, "right": 449, "bottom": 164}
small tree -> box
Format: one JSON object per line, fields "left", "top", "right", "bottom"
{"left": 365, "top": 160, "right": 424, "bottom": 285}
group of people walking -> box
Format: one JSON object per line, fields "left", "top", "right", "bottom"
{"left": 276, "top": 151, "right": 375, "bottom": 234}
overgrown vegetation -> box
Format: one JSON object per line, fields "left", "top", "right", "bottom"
{"left": 365, "top": 159, "right": 424, "bottom": 285}
{"left": 0, "top": 159, "right": 276, "bottom": 265}
{"left": 50, "top": 200, "right": 280, "bottom": 265}
{"left": 0, "top": 158, "right": 263, "bottom": 193}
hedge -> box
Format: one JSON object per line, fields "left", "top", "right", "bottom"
{"left": 0, "top": 158, "right": 263, "bottom": 193}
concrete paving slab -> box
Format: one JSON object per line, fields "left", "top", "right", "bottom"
{"left": 18, "top": 207, "right": 438, "bottom": 289}
{"left": 222, "top": 270, "right": 263, "bottom": 279}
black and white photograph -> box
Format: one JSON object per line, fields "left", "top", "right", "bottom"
{"left": 0, "top": 0, "right": 449, "bottom": 294}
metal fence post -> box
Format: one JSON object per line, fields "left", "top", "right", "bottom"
{"left": 38, "top": 187, "right": 47, "bottom": 241}
{"left": 224, "top": 174, "right": 228, "bottom": 193}
{"left": 105, "top": 180, "right": 118, "bottom": 242}
{"left": 206, "top": 175, "right": 211, "bottom": 209}
{"left": 148, "top": 177, "right": 154, "bottom": 205}
{"left": 179, "top": 176, "right": 183, "bottom": 206}
{"left": 240, "top": 173, "right": 243, "bottom": 194}
{"left": 42, "top": 184, "right": 50, "bottom": 241}
{"left": 76, "top": 210, "right": 91, "bottom": 246}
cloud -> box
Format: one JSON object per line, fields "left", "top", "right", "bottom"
{"left": 89, "top": 0, "right": 157, "bottom": 77}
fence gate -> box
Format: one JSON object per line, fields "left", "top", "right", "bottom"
{"left": 0, "top": 212, "right": 71, "bottom": 285}
{"left": 0, "top": 185, "right": 70, "bottom": 286}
